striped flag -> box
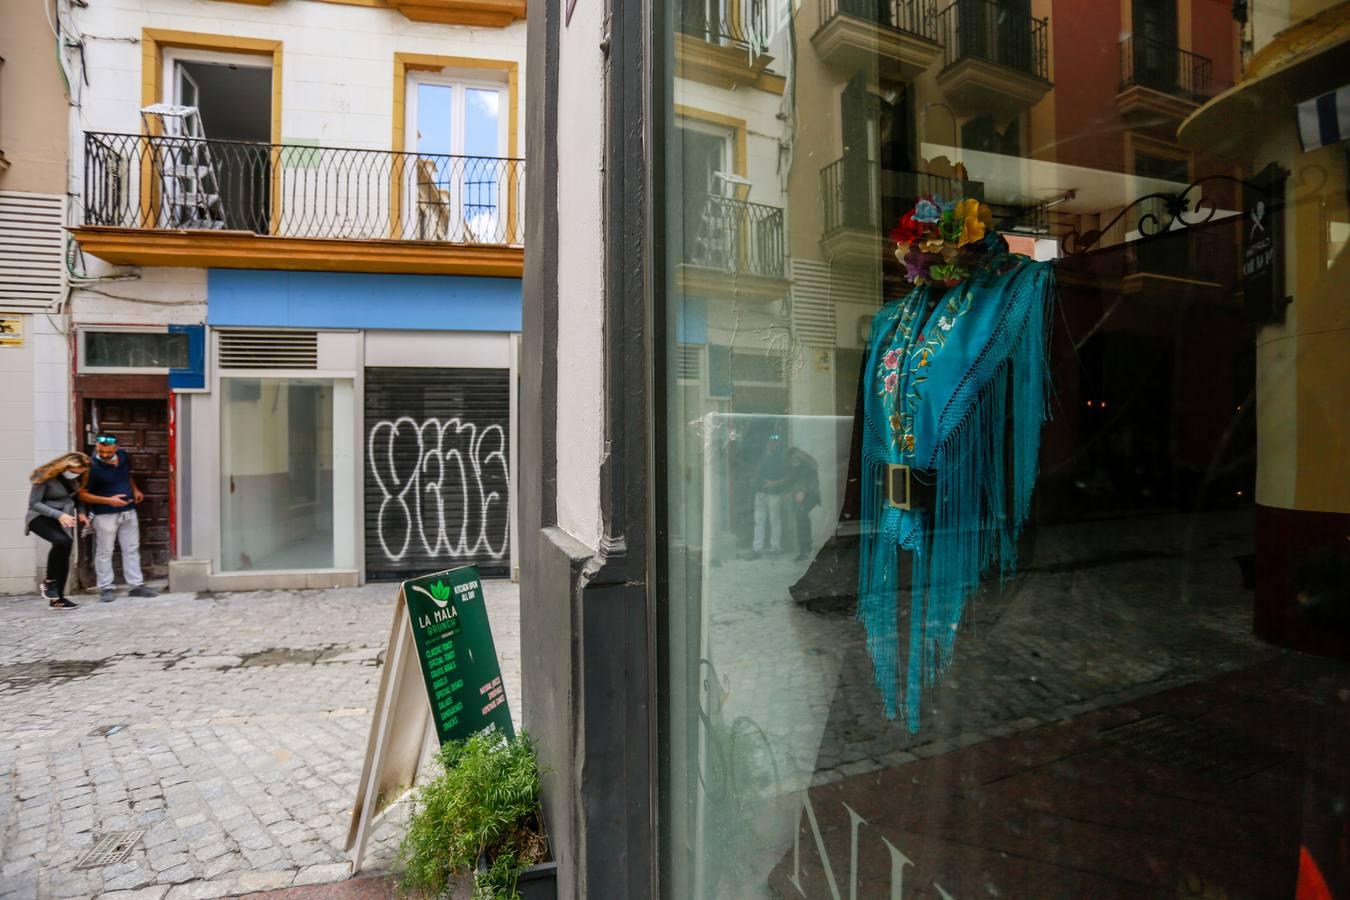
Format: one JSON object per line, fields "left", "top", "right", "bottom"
{"left": 1296, "top": 85, "right": 1350, "bottom": 152}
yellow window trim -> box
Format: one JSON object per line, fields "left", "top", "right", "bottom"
{"left": 391, "top": 53, "right": 521, "bottom": 240}
{"left": 674, "top": 34, "right": 787, "bottom": 96}
{"left": 673, "top": 104, "right": 748, "bottom": 180}
{"left": 142, "top": 29, "right": 283, "bottom": 145}
{"left": 674, "top": 105, "right": 760, "bottom": 272}
{"left": 141, "top": 30, "right": 284, "bottom": 233}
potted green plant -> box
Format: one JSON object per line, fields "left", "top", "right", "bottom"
{"left": 399, "top": 733, "right": 556, "bottom": 899}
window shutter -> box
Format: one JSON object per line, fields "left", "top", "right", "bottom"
{"left": 0, "top": 191, "right": 64, "bottom": 311}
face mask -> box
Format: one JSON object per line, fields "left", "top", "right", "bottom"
{"left": 62, "top": 471, "right": 81, "bottom": 481}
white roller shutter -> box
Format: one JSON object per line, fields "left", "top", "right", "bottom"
{"left": 0, "top": 191, "right": 64, "bottom": 311}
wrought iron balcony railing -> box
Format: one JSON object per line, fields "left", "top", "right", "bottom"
{"left": 936, "top": 0, "right": 1049, "bottom": 81}
{"left": 817, "top": 0, "right": 938, "bottom": 40}
{"left": 82, "top": 132, "right": 525, "bottom": 246}
{"left": 678, "top": 0, "right": 771, "bottom": 52}
{"left": 684, "top": 195, "right": 786, "bottom": 278}
{"left": 820, "top": 157, "right": 977, "bottom": 234}
{"left": 1119, "top": 36, "right": 1213, "bottom": 103}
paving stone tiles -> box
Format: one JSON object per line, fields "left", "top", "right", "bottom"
{"left": 0, "top": 580, "right": 521, "bottom": 899}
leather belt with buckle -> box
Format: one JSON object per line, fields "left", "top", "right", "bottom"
{"left": 887, "top": 464, "right": 936, "bottom": 510}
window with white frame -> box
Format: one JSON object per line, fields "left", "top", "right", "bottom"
{"left": 406, "top": 73, "right": 510, "bottom": 243}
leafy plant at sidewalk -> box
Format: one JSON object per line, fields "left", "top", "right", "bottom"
{"left": 399, "top": 732, "right": 549, "bottom": 899}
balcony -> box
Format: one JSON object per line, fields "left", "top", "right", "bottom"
{"left": 935, "top": 0, "right": 1051, "bottom": 119}
{"left": 385, "top": 0, "right": 525, "bottom": 26}
{"left": 677, "top": 0, "right": 785, "bottom": 92}
{"left": 1121, "top": 202, "right": 1228, "bottom": 298}
{"left": 1117, "top": 37, "right": 1214, "bottom": 124}
{"left": 812, "top": 0, "right": 942, "bottom": 80}
{"left": 678, "top": 195, "right": 788, "bottom": 298}
{"left": 819, "top": 157, "right": 982, "bottom": 264}
{"left": 73, "top": 132, "right": 525, "bottom": 277}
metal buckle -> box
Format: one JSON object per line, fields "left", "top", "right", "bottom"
{"left": 887, "top": 463, "right": 911, "bottom": 510}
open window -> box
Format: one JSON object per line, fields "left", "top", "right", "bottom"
{"left": 161, "top": 48, "right": 273, "bottom": 233}
{"left": 676, "top": 118, "right": 738, "bottom": 269}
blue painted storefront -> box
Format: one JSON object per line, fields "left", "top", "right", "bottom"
{"left": 207, "top": 270, "right": 522, "bottom": 332}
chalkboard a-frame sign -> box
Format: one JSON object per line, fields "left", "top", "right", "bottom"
{"left": 403, "top": 566, "right": 514, "bottom": 745}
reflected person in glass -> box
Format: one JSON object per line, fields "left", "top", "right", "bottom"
{"left": 787, "top": 447, "right": 820, "bottom": 562}
{"left": 748, "top": 432, "right": 791, "bottom": 560}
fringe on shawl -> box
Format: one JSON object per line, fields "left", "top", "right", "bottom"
{"left": 859, "top": 264, "right": 1054, "bottom": 730}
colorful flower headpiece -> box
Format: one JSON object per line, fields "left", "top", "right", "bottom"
{"left": 890, "top": 195, "right": 995, "bottom": 287}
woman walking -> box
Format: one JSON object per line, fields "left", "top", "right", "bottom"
{"left": 26, "top": 452, "right": 91, "bottom": 610}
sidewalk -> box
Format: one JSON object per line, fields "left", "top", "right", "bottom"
{"left": 0, "top": 579, "right": 521, "bottom": 899}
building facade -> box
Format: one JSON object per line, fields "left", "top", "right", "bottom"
{"left": 57, "top": 0, "right": 526, "bottom": 591}
{"left": 0, "top": 0, "right": 75, "bottom": 595}
{"left": 523, "top": 0, "right": 1349, "bottom": 896}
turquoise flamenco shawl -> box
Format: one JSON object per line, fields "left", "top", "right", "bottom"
{"left": 859, "top": 234, "right": 1055, "bottom": 731}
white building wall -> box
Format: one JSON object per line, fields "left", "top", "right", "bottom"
{"left": 0, "top": 316, "right": 39, "bottom": 595}
{"left": 67, "top": 0, "right": 528, "bottom": 316}
{"left": 31, "top": 316, "right": 72, "bottom": 473}
{"left": 0, "top": 314, "right": 74, "bottom": 594}
{"left": 55, "top": 0, "right": 529, "bottom": 589}
{"left": 70, "top": 269, "right": 207, "bottom": 328}
{"left": 71, "top": 1, "right": 526, "bottom": 153}
{"left": 553, "top": 0, "right": 606, "bottom": 549}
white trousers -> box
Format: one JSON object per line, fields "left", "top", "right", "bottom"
{"left": 752, "top": 492, "right": 785, "bottom": 553}
{"left": 93, "top": 510, "right": 144, "bottom": 589}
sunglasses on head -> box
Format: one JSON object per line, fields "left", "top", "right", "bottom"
{"left": 96, "top": 436, "right": 117, "bottom": 445}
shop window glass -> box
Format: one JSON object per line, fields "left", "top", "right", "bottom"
{"left": 220, "top": 378, "right": 345, "bottom": 571}
{"left": 660, "top": 0, "right": 1350, "bottom": 897}
{"left": 83, "top": 331, "right": 190, "bottom": 369}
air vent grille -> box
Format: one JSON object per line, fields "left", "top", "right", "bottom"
{"left": 217, "top": 330, "right": 318, "bottom": 369}
{"left": 792, "top": 259, "right": 879, "bottom": 349}
{"left": 0, "top": 191, "right": 64, "bottom": 310}
{"left": 674, "top": 343, "right": 703, "bottom": 381}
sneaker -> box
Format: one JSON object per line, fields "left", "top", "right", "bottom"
{"left": 49, "top": 597, "right": 79, "bottom": 610}
{"left": 39, "top": 579, "right": 59, "bottom": 602}
{"left": 100, "top": 588, "right": 116, "bottom": 603}
{"left": 128, "top": 586, "right": 159, "bottom": 598}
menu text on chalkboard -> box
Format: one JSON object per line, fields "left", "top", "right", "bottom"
{"left": 403, "top": 566, "right": 515, "bottom": 745}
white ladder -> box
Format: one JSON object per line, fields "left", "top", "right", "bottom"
{"left": 140, "top": 104, "right": 227, "bottom": 230}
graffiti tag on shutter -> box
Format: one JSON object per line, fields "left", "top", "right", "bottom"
{"left": 368, "top": 416, "right": 510, "bottom": 563}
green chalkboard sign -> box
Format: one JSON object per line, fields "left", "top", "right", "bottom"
{"left": 403, "top": 566, "right": 514, "bottom": 745}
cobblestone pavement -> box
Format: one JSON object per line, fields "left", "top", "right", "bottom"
{"left": 0, "top": 580, "right": 521, "bottom": 900}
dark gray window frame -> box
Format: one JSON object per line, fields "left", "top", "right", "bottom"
{"left": 520, "top": 0, "right": 664, "bottom": 891}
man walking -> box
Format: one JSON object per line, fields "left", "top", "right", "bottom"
{"left": 78, "top": 434, "right": 159, "bottom": 602}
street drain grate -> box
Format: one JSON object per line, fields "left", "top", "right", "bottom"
{"left": 1101, "top": 715, "right": 1280, "bottom": 783}
{"left": 88, "top": 724, "right": 127, "bottom": 737}
{"left": 74, "top": 830, "right": 143, "bottom": 869}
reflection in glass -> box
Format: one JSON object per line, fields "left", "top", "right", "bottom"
{"left": 663, "top": 0, "right": 1349, "bottom": 896}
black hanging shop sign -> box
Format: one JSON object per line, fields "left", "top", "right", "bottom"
{"left": 1242, "top": 161, "right": 1290, "bottom": 325}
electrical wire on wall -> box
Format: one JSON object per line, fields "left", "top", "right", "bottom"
{"left": 45, "top": 0, "right": 145, "bottom": 339}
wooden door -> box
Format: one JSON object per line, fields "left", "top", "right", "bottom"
{"left": 79, "top": 398, "right": 172, "bottom": 585}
